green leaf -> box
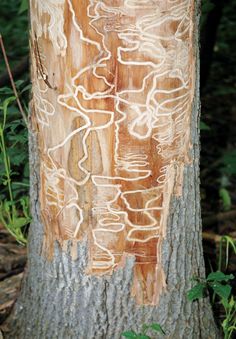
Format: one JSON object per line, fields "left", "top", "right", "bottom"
{"left": 221, "top": 236, "right": 236, "bottom": 254}
{"left": 19, "top": 0, "right": 28, "bottom": 14}
{"left": 0, "top": 87, "right": 14, "bottom": 95}
{"left": 3, "top": 200, "right": 11, "bottom": 213}
{"left": 14, "top": 80, "right": 25, "bottom": 89}
{"left": 228, "top": 326, "right": 236, "bottom": 332}
{"left": 7, "top": 152, "right": 27, "bottom": 166}
{"left": 150, "top": 323, "right": 165, "bottom": 334}
{"left": 11, "top": 217, "right": 29, "bottom": 229}
{"left": 137, "top": 335, "right": 150, "bottom": 339}
{"left": 207, "top": 271, "right": 234, "bottom": 282}
{"left": 187, "top": 283, "right": 206, "bottom": 301}
{"left": 228, "top": 296, "right": 235, "bottom": 308}
{"left": 141, "top": 324, "right": 149, "bottom": 333}
{"left": 200, "top": 121, "right": 211, "bottom": 131}
{"left": 210, "top": 282, "right": 232, "bottom": 300}
{"left": 202, "top": 1, "right": 215, "bottom": 13}
{"left": 122, "top": 331, "right": 138, "bottom": 338}
{"left": 20, "top": 84, "right": 32, "bottom": 94}
{"left": 221, "top": 298, "right": 230, "bottom": 310}
{"left": 219, "top": 188, "right": 231, "bottom": 211}
{"left": 221, "top": 150, "right": 236, "bottom": 175}
{"left": 1, "top": 96, "right": 16, "bottom": 128}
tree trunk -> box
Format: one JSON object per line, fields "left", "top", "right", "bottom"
{"left": 6, "top": 1, "right": 218, "bottom": 338}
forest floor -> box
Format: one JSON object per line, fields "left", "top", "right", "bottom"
{"left": 0, "top": 223, "right": 26, "bottom": 328}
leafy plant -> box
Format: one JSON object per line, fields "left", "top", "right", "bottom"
{"left": 0, "top": 84, "right": 29, "bottom": 195}
{"left": 0, "top": 95, "right": 29, "bottom": 244}
{"left": 201, "top": 0, "right": 215, "bottom": 28}
{"left": 0, "top": 0, "right": 28, "bottom": 77}
{"left": 19, "top": 0, "right": 28, "bottom": 14}
{"left": 200, "top": 120, "right": 211, "bottom": 131}
{"left": 218, "top": 236, "right": 236, "bottom": 271}
{"left": 0, "top": 197, "right": 30, "bottom": 244}
{"left": 188, "top": 271, "right": 235, "bottom": 339}
{"left": 219, "top": 188, "right": 232, "bottom": 211}
{"left": 218, "top": 150, "right": 235, "bottom": 211}
{"left": 0, "top": 1, "right": 30, "bottom": 242}
{"left": 221, "top": 297, "right": 236, "bottom": 339}
{"left": 221, "top": 150, "right": 236, "bottom": 177}
{"left": 122, "top": 323, "right": 165, "bottom": 339}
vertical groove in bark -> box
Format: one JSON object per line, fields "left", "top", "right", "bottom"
{"left": 4, "top": 0, "right": 219, "bottom": 338}
{"left": 6, "top": 164, "right": 218, "bottom": 339}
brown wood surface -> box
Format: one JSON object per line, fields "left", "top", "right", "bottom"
{"left": 30, "top": 0, "right": 195, "bottom": 305}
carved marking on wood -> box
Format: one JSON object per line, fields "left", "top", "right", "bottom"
{"left": 30, "top": 0, "right": 195, "bottom": 305}
{"left": 33, "top": 33, "right": 57, "bottom": 90}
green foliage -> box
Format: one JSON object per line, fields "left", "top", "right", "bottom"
{"left": 217, "top": 149, "right": 236, "bottom": 211}
{"left": 122, "top": 331, "right": 139, "bottom": 339}
{"left": 219, "top": 188, "right": 232, "bottom": 211}
{"left": 200, "top": 121, "right": 211, "bottom": 131}
{"left": 187, "top": 272, "right": 234, "bottom": 302}
{"left": 0, "top": 0, "right": 28, "bottom": 75}
{"left": 207, "top": 271, "right": 235, "bottom": 282}
{"left": 221, "top": 150, "right": 236, "bottom": 176}
{"left": 187, "top": 282, "right": 206, "bottom": 301}
{"left": 188, "top": 235, "right": 236, "bottom": 339}
{"left": 221, "top": 297, "right": 236, "bottom": 339}
{"left": 201, "top": 0, "right": 215, "bottom": 28}
{"left": 0, "top": 198, "right": 30, "bottom": 244}
{"left": 0, "top": 94, "right": 30, "bottom": 243}
{"left": 188, "top": 271, "right": 235, "bottom": 339}
{"left": 0, "top": 1, "right": 30, "bottom": 242}
{"left": 19, "top": 0, "right": 28, "bottom": 14}
{"left": 0, "top": 85, "right": 29, "bottom": 200}
{"left": 122, "top": 323, "right": 165, "bottom": 339}
{"left": 200, "top": 0, "right": 236, "bottom": 217}
{"left": 218, "top": 236, "right": 236, "bottom": 271}
{"left": 202, "top": 0, "right": 215, "bottom": 13}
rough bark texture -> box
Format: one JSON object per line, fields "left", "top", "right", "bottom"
{"left": 5, "top": 0, "right": 219, "bottom": 338}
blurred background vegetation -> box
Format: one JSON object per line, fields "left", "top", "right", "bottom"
{"left": 0, "top": 0, "right": 235, "bottom": 335}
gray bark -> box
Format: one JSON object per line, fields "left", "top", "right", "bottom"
{"left": 4, "top": 2, "right": 219, "bottom": 338}
{"left": 5, "top": 125, "right": 219, "bottom": 339}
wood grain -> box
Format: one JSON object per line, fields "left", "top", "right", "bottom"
{"left": 30, "top": 0, "right": 195, "bottom": 305}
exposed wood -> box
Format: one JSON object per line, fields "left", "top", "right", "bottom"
{"left": 30, "top": 0, "right": 195, "bottom": 305}
{"left": 4, "top": 1, "right": 219, "bottom": 338}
